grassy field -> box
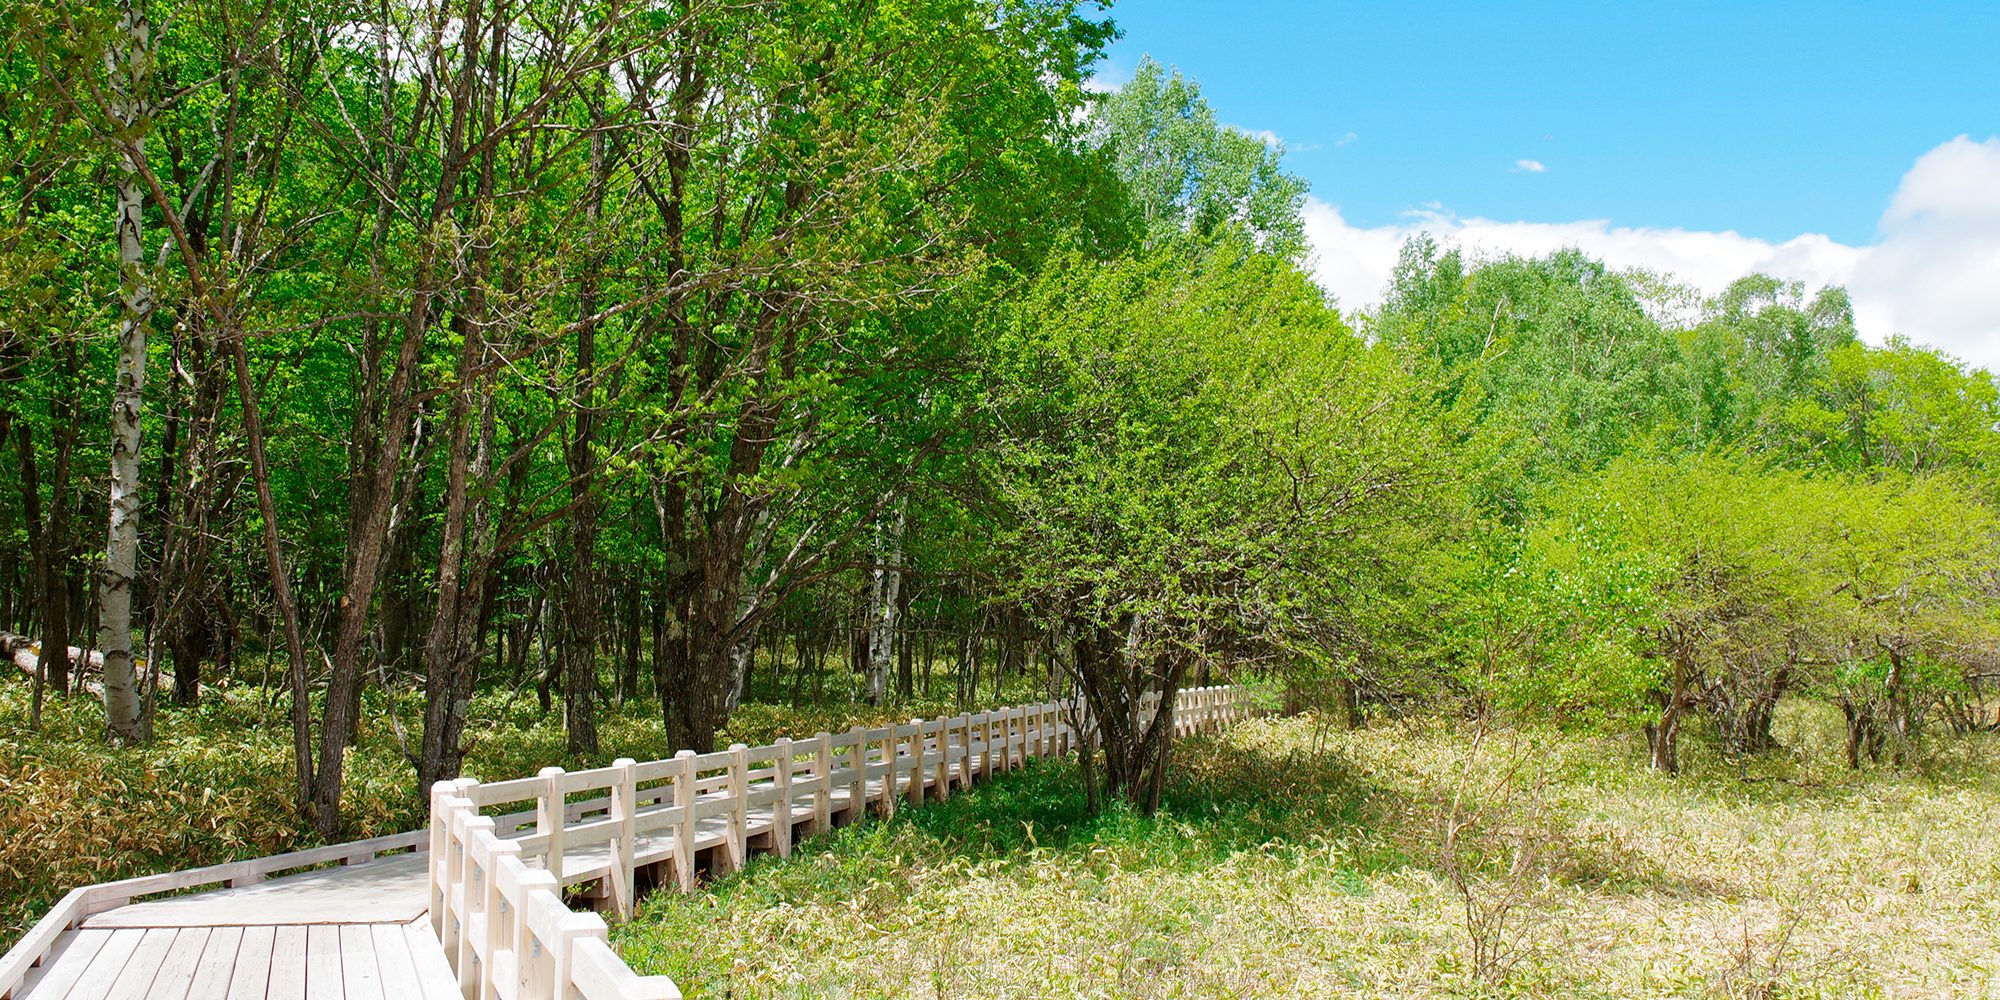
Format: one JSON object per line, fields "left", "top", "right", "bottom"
{"left": 614, "top": 706, "right": 2000, "bottom": 999}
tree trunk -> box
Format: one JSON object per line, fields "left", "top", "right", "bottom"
{"left": 896, "top": 584, "right": 914, "bottom": 702}
{"left": 1645, "top": 713, "right": 1681, "bottom": 774}
{"left": 230, "top": 332, "right": 316, "bottom": 816}
{"left": 559, "top": 67, "right": 611, "bottom": 755}
{"left": 864, "top": 499, "right": 905, "bottom": 706}
{"left": 618, "top": 577, "right": 641, "bottom": 705}
{"left": 98, "top": 3, "right": 154, "bottom": 746}
{"left": 1066, "top": 621, "right": 1186, "bottom": 814}
{"left": 13, "top": 384, "right": 76, "bottom": 705}
{"left": 418, "top": 382, "right": 499, "bottom": 792}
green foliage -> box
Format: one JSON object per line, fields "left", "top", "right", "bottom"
{"left": 1371, "top": 235, "right": 2000, "bottom": 769}
{"left": 1090, "top": 57, "right": 1310, "bottom": 259}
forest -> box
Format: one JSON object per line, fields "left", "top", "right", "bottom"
{"left": 2, "top": 0, "right": 1999, "bottom": 994}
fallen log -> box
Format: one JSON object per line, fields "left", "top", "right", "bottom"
{"left": 1, "top": 631, "right": 160, "bottom": 698}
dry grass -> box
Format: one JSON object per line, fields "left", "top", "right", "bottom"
{"left": 615, "top": 704, "right": 2000, "bottom": 998}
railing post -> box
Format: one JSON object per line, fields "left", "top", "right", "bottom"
{"left": 513, "top": 868, "right": 560, "bottom": 999}
{"left": 846, "top": 725, "right": 867, "bottom": 822}
{"left": 671, "top": 750, "right": 697, "bottom": 891}
{"left": 478, "top": 830, "right": 520, "bottom": 1000}
{"left": 537, "top": 766, "right": 567, "bottom": 877}
{"left": 728, "top": 744, "right": 750, "bottom": 872}
{"left": 813, "top": 732, "right": 833, "bottom": 834}
{"left": 876, "top": 727, "right": 898, "bottom": 819}
{"left": 982, "top": 711, "right": 998, "bottom": 780}
{"left": 457, "top": 815, "right": 497, "bottom": 998}
{"left": 932, "top": 716, "right": 950, "bottom": 799}
{"left": 439, "top": 797, "right": 466, "bottom": 968}
{"left": 773, "top": 737, "right": 795, "bottom": 858}
{"left": 429, "top": 780, "right": 462, "bottom": 940}
{"left": 610, "top": 758, "right": 638, "bottom": 919}
{"left": 549, "top": 908, "right": 608, "bottom": 1000}
{"left": 904, "top": 720, "right": 925, "bottom": 806}
{"left": 961, "top": 713, "right": 974, "bottom": 781}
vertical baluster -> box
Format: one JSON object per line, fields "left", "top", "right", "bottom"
{"left": 914, "top": 721, "right": 929, "bottom": 801}
{"left": 457, "top": 816, "right": 495, "bottom": 996}
{"left": 537, "top": 766, "right": 567, "bottom": 879}
{"left": 878, "top": 727, "right": 899, "bottom": 818}
{"left": 813, "top": 732, "right": 833, "bottom": 834}
{"left": 669, "top": 751, "right": 695, "bottom": 891}
{"left": 479, "top": 831, "right": 520, "bottom": 1000}
{"left": 727, "top": 743, "right": 750, "bottom": 872}
{"left": 610, "top": 758, "right": 637, "bottom": 919}
{"left": 933, "top": 716, "right": 951, "bottom": 799}
{"left": 984, "top": 711, "right": 998, "bottom": 780}
{"left": 773, "top": 737, "right": 794, "bottom": 858}
{"left": 846, "top": 725, "right": 867, "bottom": 823}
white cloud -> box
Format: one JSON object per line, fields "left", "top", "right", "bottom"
{"left": 1335, "top": 131, "right": 1359, "bottom": 148}
{"left": 1230, "top": 126, "right": 1285, "bottom": 149}
{"left": 1303, "top": 136, "right": 2000, "bottom": 373}
{"left": 1513, "top": 159, "right": 1547, "bottom": 174}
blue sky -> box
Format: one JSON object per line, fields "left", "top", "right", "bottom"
{"left": 1100, "top": 1, "right": 1997, "bottom": 244}
{"left": 1093, "top": 2, "right": 2000, "bottom": 368}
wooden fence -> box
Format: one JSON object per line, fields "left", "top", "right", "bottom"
{"left": 429, "top": 686, "right": 1258, "bottom": 1000}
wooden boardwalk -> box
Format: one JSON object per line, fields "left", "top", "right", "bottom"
{"left": 0, "top": 833, "right": 454, "bottom": 1000}
{"left": 17, "top": 921, "right": 458, "bottom": 1000}
{"left": 1, "top": 688, "right": 1256, "bottom": 1000}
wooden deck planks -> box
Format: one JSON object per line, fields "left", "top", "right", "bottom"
{"left": 365, "top": 926, "right": 418, "bottom": 997}
{"left": 86, "top": 855, "right": 431, "bottom": 930}
{"left": 45, "top": 928, "right": 145, "bottom": 1000}
{"left": 136, "top": 927, "right": 211, "bottom": 1000}
{"left": 224, "top": 926, "right": 278, "bottom": 1000}
{"left": 14, "top": 917, "right": 464, "bottom": 1000}
{"left": 260, "top": 927, "right": 305, "bottom": 1000}
{"left": 335, "top": 926, "right": 383, "bottom": 1000}
{"left": 184, "top": 926, "right": 244, "bottom": 1000}
{"left": 103, "top": 926, "right": 182, "bottom": 1000}
{"left": 301, "top": 927, "right": 342, "bottom": 1000}
{"left": 16, "top": 927, "right": 111, "bottom": 1000}
{"left": 399, "top": 922, "right": 461, "bottom": 1000}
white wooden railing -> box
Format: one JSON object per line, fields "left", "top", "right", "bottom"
{"left": 430, "top": 686, "right": 1259, "bottom": 1000}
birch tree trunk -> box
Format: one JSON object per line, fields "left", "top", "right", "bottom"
{"left": 99, "top": 3, "right": 154, "bottom": 746}
{"left": 864, "top": 498, "right": 906, "bottom": 706}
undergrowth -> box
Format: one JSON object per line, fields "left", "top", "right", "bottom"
{"left": 615, "top": 707, "right": 2000, "bottom": 999}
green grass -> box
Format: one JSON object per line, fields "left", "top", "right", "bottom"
{"left": 613, "top": 706, "right": 2000, "bottom": 999}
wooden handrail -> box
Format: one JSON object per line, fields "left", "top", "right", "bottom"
{"left": 429, "top": 685, "right": 1261, "bottom": 1000}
